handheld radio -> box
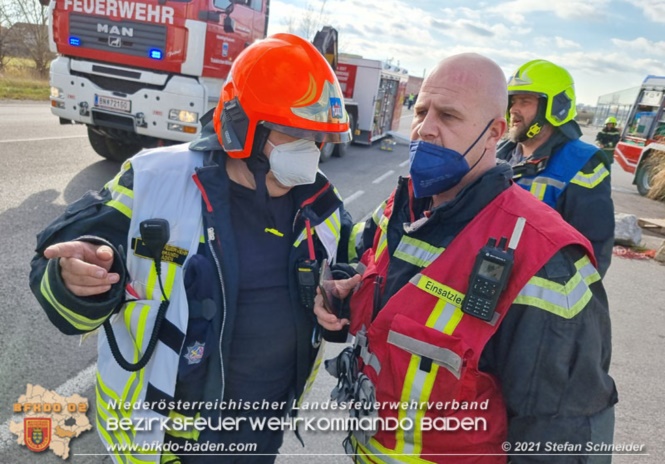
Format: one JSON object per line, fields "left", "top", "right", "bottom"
{"left": 461, "top": 217, "right": 526, "bottom": 322}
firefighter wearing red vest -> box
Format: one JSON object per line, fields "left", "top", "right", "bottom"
{"left": 316, "top": 53, "right": 617, "bottom": 463}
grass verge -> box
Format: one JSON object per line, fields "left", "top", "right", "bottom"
{"left": 0, "top": 57, "right": 50, "bottom": 100}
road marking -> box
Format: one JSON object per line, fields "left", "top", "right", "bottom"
{"left": 0, "top": 135, "right": 87, "bottom": 144}
{"left": 372, "top": 170, "right": 395, "bottom": 184}
{"left": 611, "top": 186, "right": 638, "bottom": 195}
{"left": 344, "top": 190, "right": 365, "bottom": 206}
{"left": 0, "top": 363, "right": 97, "bottom": 452}
{"left": 399, "top": 159, "right": 410, "bottom": 167}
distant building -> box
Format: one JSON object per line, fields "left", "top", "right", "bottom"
{"left": 5, "top": 22, "right": 48, "bottom": 58}
{"left": 406, "top": 76, "right": 423, "bottom": 97}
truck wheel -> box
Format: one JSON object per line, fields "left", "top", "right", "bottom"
{"left": 334, "top": 113, "right": 354, "bottom": 158}
{"left": 635, "top": 162, "right": 654, "bottom": 196}
{"left": 87, "top": 127, "right": 141, "bottom": 163}
{"left": 319, "top": 141, "right": 335, "bottom": 163}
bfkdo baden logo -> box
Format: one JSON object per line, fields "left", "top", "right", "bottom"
{"left": 10, "top": 384, "right": 92, "bottom": 460}
{"left": 24, "top": 418, "right": 51, "bottom": 453}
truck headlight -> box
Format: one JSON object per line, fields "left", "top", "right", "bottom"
{"left": 168, "top": 123, "right": 198, "bottom": 134}
{"left": 169, "top": 109, "right": 198, "bottom": 124}
{"left": 50, "top": 86, "right": 63, "bottom": 99}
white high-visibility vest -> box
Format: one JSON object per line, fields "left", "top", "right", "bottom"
{"left": 96, "top": 145, "right": 203, "bottom": 464}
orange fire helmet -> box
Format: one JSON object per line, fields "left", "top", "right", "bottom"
{"left": 213, "top": 33, "right": 351, "bottom": 159}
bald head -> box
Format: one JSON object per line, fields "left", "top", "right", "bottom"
{"left": 424, "top": 53, "right": 508, "bottom": 121}
{"left": 410, "top": 53, "right": 508, "bottom": 204}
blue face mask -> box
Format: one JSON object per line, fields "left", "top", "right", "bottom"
{"left": 409, "top": 119, "right": 494, "bottom": 198}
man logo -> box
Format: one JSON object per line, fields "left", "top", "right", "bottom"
{"left": 24, "top": 418, "right": 51, "bottom": 453}
{"left": 109, "top": 36, "right": 122, "bottom": 48}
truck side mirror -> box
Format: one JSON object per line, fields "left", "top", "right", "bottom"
{"left": 223, "top": 16, "right": 236, "bottom": 33}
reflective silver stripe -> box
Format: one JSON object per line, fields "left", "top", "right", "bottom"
{"left": 576, "top": 256, "right": 601, "bottom": 285}
{"left": 393, "top": 236, "right": 444, "bottom": 268}
{"left": 353, "top": 436, "right": 436, "bottom": 464}
{"left": 514, "top": 270, "right": 593, "bottom": 319}
{"left": 372, "top": 201, "right": 387, "bottom": 225}
{"left": 388, "top": 330, "right": 462, "bottom": 378}
{"left": 355, "top": 330, "right": 381, "bottom": 374}
{"left": 518, "top": 176, "right": 567, "bottom": 189}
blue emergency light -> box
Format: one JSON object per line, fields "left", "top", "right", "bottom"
{"left": 149, "top": 49, "right": 163, "bottom": 60}
{"left": 69, "top": 36, "right": 81, "bottom": 46}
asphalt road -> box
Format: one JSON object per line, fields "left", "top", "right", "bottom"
{"left": 0, "top": 102, "right": 664, "bottom": 463}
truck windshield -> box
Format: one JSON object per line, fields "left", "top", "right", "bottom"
{"left": 213, "top": 0, "right": 256, "bottom": 9}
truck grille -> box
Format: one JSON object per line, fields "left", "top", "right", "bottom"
{"left": 69, "top": 13, "right": 167, "bottom": 58}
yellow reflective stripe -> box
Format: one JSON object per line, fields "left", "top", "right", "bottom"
{"left": 40, "top": 261, "right": 108, "bottom": 331}
{"left": 161, "top": 449, "right": 180, "bottom": 464}
{"left": 325, "top": 211, "right": 342, "bottom": 238}
{"left": 96, "top": 416, "right": 128, "bottom": 464}
{"left": 395, "top": 355, "right": 419, "bottom": 454}
{"left": 570, "top": 163, "right": 610, "bottom": 189}
{"left": 529, "top": 181, "right": 547, "bottom": 201}
{"left": 292, "top": 228, "right": 316, "bottom": 248}
{"left": 164, "top": 263, "right": 177, "bottom": 299}
{"left": 394, "top": 236, "right": 444, "bottom": 268}
{"left": 120, "top": 301, "right": 148, "bottom": 420}
{"left": 300, "top": 340, "right": 326, "bottom": 405}
{"left": 104, "top": 166, "right": 134, "bottom": 219}
{"left": 165, "top": 410, "right": 201, "bottom": 441}
{"left": 513, "top": 269, "right": 593, "bottom": 319}
{"left": 121, "top": 302, "right": 140, "bottom": 411}
{"left": 348, "top": 221, "right": 365, "bottom": 261}
{"left": 412, "top": 274, "right": 465, "bottom": 309}
{"left": 372, "top": 201, "right": 387, "bottom": 225}
{"left": 374, "top": 231, "right": 388, "bottom": 263}
{"left": 575, "top": 255, "right": 601, "bottom": 285}
{"left": 355, "top": 437, "right": 435, "bottom": 463}
{"left": 146, "top": 266, "right": 157, "bottom": 300}
{"left": 106, "top": 200, "right": 133, "bottom": 219}
{"left": 97, "top": 375, "right": 134, "bottom": 444}
{"left": 392, "top": 278, "right": 466, "bottom": 457}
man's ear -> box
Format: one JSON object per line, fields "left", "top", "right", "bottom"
{"left": 487, "top": 118, "right": 507, "bottom": 148}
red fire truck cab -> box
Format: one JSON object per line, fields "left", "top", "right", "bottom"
{"left": 43, "top": 0, "right": 267, "bottom": 161}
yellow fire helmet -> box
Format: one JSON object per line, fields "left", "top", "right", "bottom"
{"left": 507, "top": 59, "right": 577, "bottom": 138}
{"left": 605, "top": 116, "right": 617, "bottom": 125}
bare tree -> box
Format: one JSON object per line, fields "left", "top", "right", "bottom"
{"left": 4, "top": 0, "right": 53, "bottom": 77}
{"left": 0, "top": 0, "right": 10, "bottom": 71}
{"left": 282, "top": 0, "right": 330, "bottom": 41}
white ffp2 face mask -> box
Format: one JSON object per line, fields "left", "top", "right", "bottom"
{"left": 267, "top": 139, "right": 320, "bottom": 187}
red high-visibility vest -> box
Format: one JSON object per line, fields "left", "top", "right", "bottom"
{"left": 348, "top": 183, "right": 594, "bottom": 463}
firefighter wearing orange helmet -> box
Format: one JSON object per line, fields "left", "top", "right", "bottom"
{"left": 30, "top": 33, "right": 352, "bottom": 463}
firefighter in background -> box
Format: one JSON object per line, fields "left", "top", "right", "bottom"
{"left": 316, "top": 53, "right": 616, "bottom": 463}
{"left": 497, "top": 60, "right": 614, "bottom": 277}
{"left": 30, "top": 33, "right": 352, "bottom": 464}
{"left": 596, "top": 116, "right": 621, "bottom": 149}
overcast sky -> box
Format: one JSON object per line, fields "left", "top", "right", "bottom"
{"left": 266, "top": 0, "right": 665, "bottom": 106}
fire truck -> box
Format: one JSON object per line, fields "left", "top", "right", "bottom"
{"left": 614, "top": 75, "right": 665, "bottom": 196}
{"left": 335, "top": 55, "right": 409, "bottom": 148}
{"left": 41, "top": 0, "right": 268, "bottom": 162}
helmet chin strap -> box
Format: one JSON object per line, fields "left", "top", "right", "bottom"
{"left": 518, "top": 97, "right": 548, "bottom": 143}
{"left": 245, "top": 126, "right": 277, "bottom": 229}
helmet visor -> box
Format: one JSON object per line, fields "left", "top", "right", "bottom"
{"left": 262, "top": 121, "right": 352, "bottom": 144}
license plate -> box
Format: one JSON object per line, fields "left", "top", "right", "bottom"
{"left": 94, "top": 94, "right": 131, "bottom": 113}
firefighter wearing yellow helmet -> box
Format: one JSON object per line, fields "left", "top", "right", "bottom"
{"left": 596, "top": 116, "right": 621, "bottom": 149}
{"left": 497, "top": 59, "right": 615, "bottom": 277}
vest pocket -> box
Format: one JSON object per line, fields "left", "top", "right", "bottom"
{"left": 377, "top": 313, "right": 472, "bottom": 410}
